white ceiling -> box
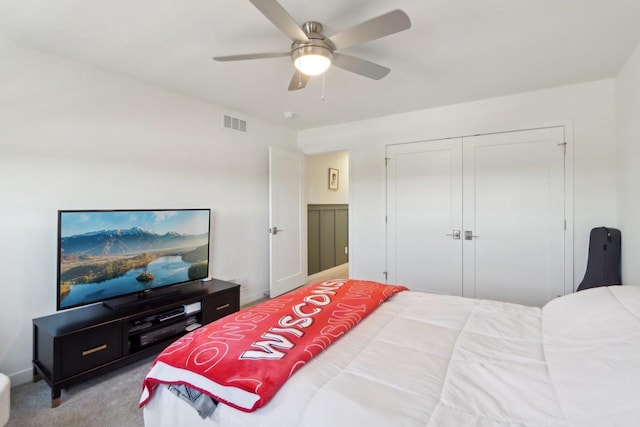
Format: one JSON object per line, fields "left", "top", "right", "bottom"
{"left": 1, "top": 0, "right": 640, "bottom": 129}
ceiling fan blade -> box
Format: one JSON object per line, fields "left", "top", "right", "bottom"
{"left": 213, "top": 52, "right": 290, "bottom": 61}
{"left": 329, "top": 9, "right": 411, "bottom": 50}
{"left": 288, "top": 70, "right": 310, "bottom": 91}
{"left": 249, "top": 0, "right": 309, "bottom": 42}
{"left": 332, "top": 52, "right": 390, "bottom": 80}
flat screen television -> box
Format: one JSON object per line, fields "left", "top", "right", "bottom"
{"left": 57, "top": 209, "right": 211, "bottom": 311}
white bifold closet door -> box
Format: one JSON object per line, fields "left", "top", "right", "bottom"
{"left": 386, "top": 127, "right": 565, "bottom": 306}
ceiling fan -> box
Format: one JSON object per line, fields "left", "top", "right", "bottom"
{"left": 213, "top": 0, "right": 411, "bottom": 91}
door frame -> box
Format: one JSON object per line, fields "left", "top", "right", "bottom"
{"left": 385, "top": 122, "right": 574, "bottom": 298}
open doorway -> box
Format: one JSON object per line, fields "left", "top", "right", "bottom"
{"left": 305, "top": 150, "right": 349, "bottom": 283}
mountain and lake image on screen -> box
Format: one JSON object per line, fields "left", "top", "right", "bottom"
{"left": 57, "top": 209, "right": 210, "bottom": 310}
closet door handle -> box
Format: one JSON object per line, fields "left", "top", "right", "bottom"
{"left": 270, "top": 226, "right": 284, "bottom": 235}
{"left": 446, "top": 230, "right": 461, "bottom": 240}
{"left": 464, "top": 230, "right": 479, "bottom": 240}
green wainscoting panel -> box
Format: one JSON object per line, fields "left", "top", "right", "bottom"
{"left": 335, "top": 208, "right": 349, "bottom": 266}
{"left": 319, "top": 210, "right": 336, "bottom": 271}
{"left": 308, "top": 210, "right": 321, "bottom": 275}
{"left": 308, "top": 204, "right": 349, "bottom": 275}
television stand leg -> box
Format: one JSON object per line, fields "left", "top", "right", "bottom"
{"left": 32, "top": 366, "right": 41, "bottom": 383}
{"left": 51, "top": 388, "right": 61, "bottom": 408}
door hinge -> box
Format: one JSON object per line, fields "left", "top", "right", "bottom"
{"left": 385, "top": 157, "right": 390, "bottom": 167}
{"left": 558, "top": 142, "right": 567, "bottom": 155}
{"left": 383, "top": 271, "right": 388, "bottom": 280}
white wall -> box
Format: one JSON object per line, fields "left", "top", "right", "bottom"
{"left": 298, "top": 80, "right": 618, "bottom": 288}
{"left": 616, "top": 42, "right": 640, "bottom": 286}
{"left": 0, "top": 36, "right": 297, "bottom": 384}
{"left": 306, "top": 151, "right": 349, "bottom": 205}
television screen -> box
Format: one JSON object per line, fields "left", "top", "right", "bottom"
{"left": 57, "top": 209, "right": 211, "bottom": 310}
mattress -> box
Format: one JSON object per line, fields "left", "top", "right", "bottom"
{"left": 143, "top": 285, "right": 640, "bottom": 426}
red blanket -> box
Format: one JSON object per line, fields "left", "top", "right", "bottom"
{"left": 140, "top": 279, "right": 407, "bottom": 412}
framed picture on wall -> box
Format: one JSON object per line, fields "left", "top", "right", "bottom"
{"left": 329, "top": 168, "right": 339, "bottom": 190}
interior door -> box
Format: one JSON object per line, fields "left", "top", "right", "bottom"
{"left": 386, "top": 138, "right": 463, "bottom": 294}
{"left": 462, "top": 127, "right": 565, "bottom": 306}
{"left": 269, "top": 147, "right": 307, "bottom": 297}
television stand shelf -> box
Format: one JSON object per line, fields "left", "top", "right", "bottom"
{"left": 32, "top": 279, "right": 240, "bottom": 407}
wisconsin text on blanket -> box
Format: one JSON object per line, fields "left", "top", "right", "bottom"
{"left": 140, "top": 280, "right": 408, "bottom": 412}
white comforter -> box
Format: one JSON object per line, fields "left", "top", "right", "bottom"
{"left": 143, "top": 286, "right": 640, "bottom": 426}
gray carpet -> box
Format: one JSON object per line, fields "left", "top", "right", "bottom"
{"left": 7, "top": 356, "right": 154, "bottom": 427}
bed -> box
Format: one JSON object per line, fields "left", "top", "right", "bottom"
{"left": 141, "top": 280, "right": 640, "bottom": 426}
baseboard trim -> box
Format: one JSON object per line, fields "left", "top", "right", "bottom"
{"left": 8, "top": 367, "right": 33, "bottom": 387}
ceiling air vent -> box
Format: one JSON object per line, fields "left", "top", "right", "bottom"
{"left": 223, "top": 114, "right": 247, "bottom": 133}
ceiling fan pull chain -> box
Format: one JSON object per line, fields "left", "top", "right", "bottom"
{"left": 321, "top": 73, "right": 326, "bottom": 101}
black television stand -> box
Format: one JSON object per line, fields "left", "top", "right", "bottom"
{"left": 32, "top": 279, "right": 240, "bottom": 407}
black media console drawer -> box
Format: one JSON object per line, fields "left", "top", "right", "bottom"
{"left": 60, "top": 323, "right": 123, "bottom": 378}
{"left": 203, "top": 287, "right": 240, "bottom": 324}
{"left": 212, "top": 291, "right": 238, "bottom": 317}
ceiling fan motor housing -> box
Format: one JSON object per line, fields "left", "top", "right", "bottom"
{"left": 290, "top": 21, "right": 335, "bottom": 66}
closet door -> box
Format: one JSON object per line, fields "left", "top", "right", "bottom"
{"left": 386, "top": 138, "right": 463, "bottom": 294}
{"left": 462, "top": 127, "right": 565, "bottom": 306}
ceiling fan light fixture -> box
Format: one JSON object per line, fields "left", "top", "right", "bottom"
{"left": 292, "top": 45, "right": 333, "bottom": 76}
{"left": 216, "top": 5, "right": 411, "bottom": 91}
